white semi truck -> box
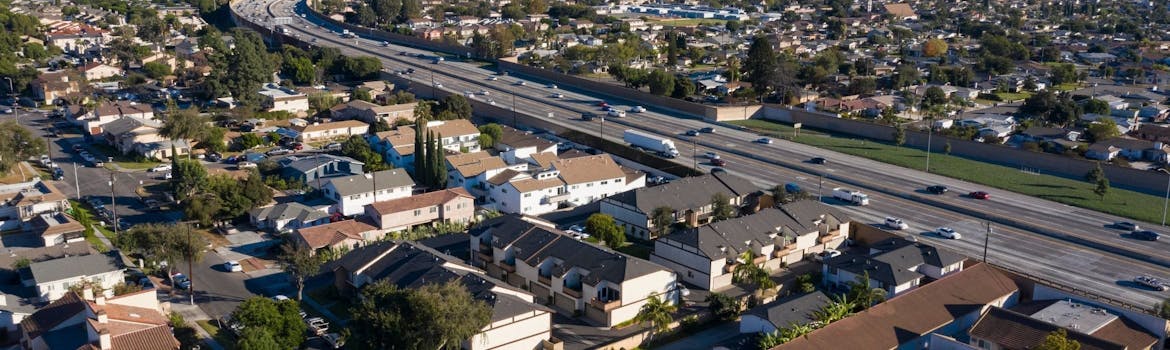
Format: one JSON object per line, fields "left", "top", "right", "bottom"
{"left": 832, "top": 187, "right": 869, "bottom": 205}
{"left": 624, "top": 130, "right": 679, "bottom": 158}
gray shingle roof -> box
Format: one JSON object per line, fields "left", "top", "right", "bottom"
{"left": 868, "top": 237, "right": 965, "bottom": 268}
{"left": 28, "top": 253, "right": 122, "bottom": 284}
{"left": 249, "top": 202, "right": 329, "bottom": 224}
{"left": 325, "top": 169, "right": 415, "bottom": 197}
{"left": 606, "top": 172, "right": 759, "bottom": 215}
{"left": 826, "top": 238, "right": 962, "bottom": 286}
{"left": 280, "top": 154, "right": 363, "bottom": 174}
{"left": 663, "top": 201, "right": 846, "bottom": 260}
{"left": 747, "top": 290, "right": 832, "bottom": 330}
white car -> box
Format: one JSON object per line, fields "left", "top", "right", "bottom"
{"left": 884, "top": 217, "right": 908, "bottom": 230}
{"left": 478, "top": 90, "right": 490, "bottom": 95}
{"left": 631, "top": 106, "right": 646, "bottom": 113}
{"left": 936, "top": 227, "right": 962, "bottom": 239}
{"left": 607, "top": 110, "right": 626, "bottom": 118}
{"left": 814, "top": 249, "right": 842, "bottom": 262}
{"left": 705, "top": 152, "right": 720, "bottom": 160}
{"left": 552, "top": 93, "right": 564, "bottom": 98}
{"left": 224, "top": 260, "right": 243, "bottom": 272}
{"left": 487, "top": 76, "right": 498, "bottom": 81}
{"left": 150, "top": 164, "right": 172, "bottom": 172}
{"left": 548, "top": 84, "right": 558, "bottom": 89}
{"left": 434, "top": 82, "right": 443, "bottom": 88}
{"left": 163, "top": 172, "right": 173, "bottom": 180}
{"left": 237, "top": 161, "right": 257, "bottom": 169}
{"left": 515, "top": 81, "right": 526, "bottom": 86}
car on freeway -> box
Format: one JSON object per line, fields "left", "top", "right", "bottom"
{"left": 552, "top": 93, "right": 564, "bottom": 98}
{"left": 224, "top": 260, "right": 243, "bottom": 272}
{"left": 1134, "top": 275, "right": 1167, "bottom": 291}
{"left": 381, "top": 41, "right": 389, "bottom": 46}
{"left": 814, "top": 249, "right": 842, "bottom": 262}
{"left": 478, "top": 89, "right": 490, "bottom": 95}
{"left": 607, "top": 110, "right": 626, "bottom": 118}
{"left": 926, "top": 185, "right": 949, "bottom": 194}
{"left": 885, "top": 217, "right": 909, "bottom": 230}
{"left": 548, "top": 84, "right": 557, "bottom": 89}
{"left": 810, "top": 157, "right": 827, "bottom": 164}
{"left": 699, "top": 127, "right": 716, "bottom": 133}
{"left": 710, "top": 167, "right": 727, "bottom": 173}
{"left": 1113, "top": 221, "right": 1140, "bottom": 231}
{"left": 685, "top": 130, "right": 700, "bottom": 136}
{"left": 487, "top": 76, "right": 498, "bottom": 81}
{"left": 597, "top": 101, "right": 609, "bottom": 108}
{"left": 1132, "top": 230, "right": 1160, "bottom": 241}
{"left": 756, "top": 137, "right": 773, "bottom": 144}
{"left": 968, "top": 191, "right": 991, "bottom": 200}
{"left": 936, "top": 227, "right": 962, "bottom": 239}
{"left": 631, "top": 106, "right": 646, "bottom": 113}
{"left": 434, "top": 82, "right": 443, "bottom": 88}
{"left": 149, "top": 164, "right": 172, "bottom": 172}
{"left": 515, "top": 80, "right": 526, "bottom": 86}
{"left": 705, "top": 152, "right": 720, "bottom": 159}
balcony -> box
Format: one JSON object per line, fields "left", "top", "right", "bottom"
{"left": 724, "top": 262, "right": 739, "bottom": 273}
{"left": 563, "top": 286, "right": 581, "bottom": 298}
{"left": 752, "top": 254, "right": 767, "bottom": 264}
{"left": 498, "top": 260, "right": 516, "bottom": 273}
{"left": 479, "top": 241, "right": 491, "bottom": 251}
{"left": 538, "top": 275, "right": 552, "bottom": 286}
{"left": 589, "top": 298, "right": 621, "bottom": 312}
{"left": 476, "top": 250, "right": 492, "bottom": 263}
{"left": 542, "top": 192, "right": 571, "bottom": 205}
{"left": 773, "top": 246, "right": 792, "bottom": 258}
{"left": 817, "top": 234, "right": 837, "bottom": 244}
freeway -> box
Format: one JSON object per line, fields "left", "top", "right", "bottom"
{"left": 236, "top": 0, "right": 1170, "bottom": 311}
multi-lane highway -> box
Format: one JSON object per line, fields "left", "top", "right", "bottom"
{"left": 234, "top": 0, "right": 1170, "bottom": 311}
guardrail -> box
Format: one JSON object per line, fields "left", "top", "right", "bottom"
{"left": 990, "top": 261, "right": 1156, "bottom": 315}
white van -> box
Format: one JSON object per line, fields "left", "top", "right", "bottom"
{"left": 884, "top": 217, "right": 908, "bottom": 230}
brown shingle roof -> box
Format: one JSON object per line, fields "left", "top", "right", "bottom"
{"left": 529, "top": 152, "right": 558, "bottom": 169}
{"left": 368, "top": 188, "right": 472, "bottom": 215}
{"left": 1091, "top": 313, "right": 1159, "bottom": 350}
{"left": 883, "top": 3, "right": 916, "bottom": 17}
{"left": 110, "top": 325, "right": 181, "bottom": 350}
{"left": 510, "top": 177, "right": 565, "bottom": 193}
{"left": 969, "top": 307, "right": 1126, "bottom": 350}
{"left": 20, "top": 292, "right": 86, "bottom": 339}
{"left": 295, "top": 219, "right": 378, "bottom": 249}
{"left": 775, "top": 263, "right": 1018, "bottom": 350}
{"left": 448, "top": 151, "right": 507, "bottom": 178}
{"left": 552, "top": 155, "right": 625, "bottom": 185}
{"left": 426, "top": 119, "right": 479, "bottom": 138}
{"left": 487, "top": 169, "right": 523, "bottom": 186}
{"left": 301, "top": 120, "right": 369, "bottom": 133}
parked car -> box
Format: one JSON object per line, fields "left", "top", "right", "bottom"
{"left": 267, "top": 148, "right": 292, "bottom": 156}
{"left": 1113, "top": 221, "right": 1140, "bottom": 231}
{"left": 224, "top": 260, "right": 243, "bottom": 272}
{"left": 138, "top": 277, "right": 154, "bottom": 289}
{"left": 290, "top": 142, "right": 304, "bottom": 151}
{"left": 814, "top": 249, "right": 842, "bottom": 262}
{"left": 699, "top": 127, "right": 716, "bottom": 133}
{"left": 885, "top": 217, "right": 908, "bottom": 230}
{"left": 149, "top": 164, "right": 172, "bottom": 172}
{"left": 810, "top": 157, "right": 827, "bottom": 165}
{"left": 237, "top": 161, "right": 257, "bottom": 169}
{"left": 163, "top": 172, "right": 172, "bottom": 180}
{"left": 936, "top": 227, "right": 962, "bottom": 239}
{"left": 968, "top": 191, "right": 991, "bottom": 200}
{"left": 171, "top": 273, "right": 191, "bottom": 290}
{"left": 1133, "top": 230, "right": 1161, "bottom": 241}
{"left": 756, "top": 137, "right": 773, "bottom": 144}
{"left": 206, "top": 152, "right": 222, "bottom": 162}
{"left": 926, "top": 185, "right": 949, "bottom": 194}
{"left": 1134, "top": 275, "right": 1168, "bottom": 291}
{"left": 324, "top": 142, "right": 343, "bottom": 151}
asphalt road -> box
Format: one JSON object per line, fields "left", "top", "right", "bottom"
{"left": 238, "top": 0, "right": 1170, "bottom": 312}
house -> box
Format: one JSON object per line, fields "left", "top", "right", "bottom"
{"left": 278, "top": 154, "right": 365, "bottom": 186}
{"left": 968, "top": 300, "right": 1159, "bottom": 350}
{"left": 134, "top": 139, "right": 190, "bottom": 160}
{"left": 321, "top": 169, "right": 415, "bottom": 216}
{"left": 297, "top": 120, "right": 370, "bottom": 142}
{"left": 364, "top": 188, "right": 475, "bottom": 232}
{"left": 370, "top": 128, "right": 417, "bottom": 170}
{"left": 446, "top": 152, "right": 521, "bottom": 204}
{"left": 329, "top": 100, "right": 417, "bottom": 124}
{"left": 29, "top": 71, "right": 82, "bottom": 106}
{"left": 425, "top": 119, "right": 481, "bottom": 153}
{"left": 78, "top": 63, "right": 123, "bottom": 81}
{"left": 484, "top": 169, "right": 566, "bottom": 215}
{"left": 495, "top": 127, "right": 558, "bottom": 165}
{"left": 601, "top": 172, "right": 760, "bottom": 240}
{"left": 248, "top": 202, "right": 331, "bottom": 233}
{"left": 1133, "top": 124, "right": 1170, "bottom": 143}
{"left": 292, "top": 218, "right": 381, "bottom": 254}
{"left": 19, "top": 290, "right": 179, "bottom": 350}
{"left": 1085, "top": 138, "right": 1166, "bottom": 162}
{"left": 28, "top": 213, "right": 85, "bottom": 248}
{"left": 73, "top": 101, "right": 155, "bottom": 135}
{"left": 469, "top": 215, "right": 680, "bottom": 327}
{"left": 549, "top": 155, "right": 632, "bottom": 207}
{"left": 325, "top": 241, "right": 553, "bottom": 350}
{"left": 776, "top": 263, "right": 1020, "bottom": 349}
{"left": 652, "top": 202, "right": 850, "bottom": 290}
{"left": 1096, "top": 95, "right": 1130, "bottom": 110}
{"left": 101, "top": 116, "right": 163, "bottom": 155}
{"left": 822, "top": 237, "right": 966, "bottom": 299}
{"left": 23, "top": 253, "right": 124, "bottom": 302}
{"left": 44, "top": 24, "right": 107, "bottom": 54}
{"left": 0, "top": 181, "right": 71, "bottom": 222}
{"left": 481, "top": 153, "right": 635, "bottom": 216}
{"left": 258, "top": 84, "right": 309, "bottom": 114}
{"left": 882, "top": 3, "right": 918, "bottom": 19}
{"left": 739, "top": 291, "right": 832, "bottom": 334}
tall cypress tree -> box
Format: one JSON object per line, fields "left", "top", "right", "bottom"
{"left": 423, "top": 131, "right": 435, "bottom": 187}
{"left": 433, "top": 132, "right": 446, "bottom": 188}
{"left": 413, "top": 118, "right": 426, "bottom": 176}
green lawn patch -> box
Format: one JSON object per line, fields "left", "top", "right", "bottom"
{"left": 89, "top": 144, "right": 161, "bottom": 170}
{"left": 197, "top": 320, "right": 237, "bottom": 350}
{"left": 729, "top": 119, "right": 1167, "bottom": 223}
{"left": 616, "top": 243, "right": 652, "bottom": 259}
{"left": 68, "top": 200, "right": 110, "bottom": 252}
{"left": 995, "top": 91, "right": 1032, "bottom": 102}
{"left": 1053, "top": 83, "right": 1080, "bottom": 91}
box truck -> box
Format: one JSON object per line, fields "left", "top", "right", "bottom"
{"left": 832, "top": 187, "right": 869, "bottom": 205}
{"left": 624, "top": 130, "right": 679, "bottom": 158}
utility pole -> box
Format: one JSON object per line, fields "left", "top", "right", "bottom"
{"left": 817, "top": 173, "right": 824, "bottom": 201}
{"left": 691, "top": 135, "right": 698, "bottom": 170}
{"left": 511, "top": 85, "right": 517, "bottom": 128}
{"left": 982, "top": 222, "right": 992, "bottom": 262}
{"left": 187, "top": 223, "right": 194, "bottom": 305}
{"left": 925, "top": 126, "right": 933, "bottom": 173}
{"left": 108, "top": 169, "right": 118, "bottom": 237}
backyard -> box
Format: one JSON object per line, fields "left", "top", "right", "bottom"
{"left": 729, "top": 119, "right": 1168, "bottom": 223}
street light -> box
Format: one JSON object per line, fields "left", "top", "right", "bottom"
{"left": 108, "top": 169, "right": 119, "bottom": 237}
{"left": 1159, "top": 168, "right": 1170, "bottom": 226}
{"left": 925, "top": 125, "right": 933, "bottom": 173}
{"left": 691, "top": 135, "right": 698, "bottom": 170}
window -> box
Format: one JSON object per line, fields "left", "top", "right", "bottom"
{"left": 686, "top": 271, "right": 693, "bottom": 278}
{"left": 414, "top": 209, "right": 421, "bottom": 216}
{"left": 586, "top": 183, "right": 593, "bottom": 187}
{"left": 429, "top": 207, "right": 436, "bottom": 213}
{"left": 601, "top": 181, "right": 608, "bottom": 185}
{"left": 616, "top": 179, "right": 622, "bottom": 183}
{"left": 524, "top": 193, "right": 531, "bottom": 198}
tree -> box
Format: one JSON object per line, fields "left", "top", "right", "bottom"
{"left": 744, "top": 35, "right": 778, "bottom": 93}
{"left": 1036, "top": 329, "right": 1081, "bottom": 350}
{"left": 1094, "top": 175, "right": 1110, "bottom": 201}
{"left": 585, "top": 213, "right": 624, "bottom": 248}
{"left": 477, "top": 123, "right": 502, "bottom": 148}
{"left": 207, "top": 28, "right": 278, "bottom": 107}
{"left": 846, "top": 271, "right": 886, "bottom": 311}
{"left": 1085, "top": 162, "right": 1105, "bottom": 183}
{"left": 231, "top": 297, "right": 307, "bottom": 350}
{"left": 923, "top": 86, "right": 947, "bottom": 107}
{"left": 278, "top": 243, "right": 321, "bottom": 300}
{"left": 1084, "top": 99, "right": 1110, "bottom": 115}
{"left": 116, "top": 223, "right": 207, "bottom": 295}
{"left": 710, "top": 193, "right": 735, "bottom": 221}
{"left": 342, "top": 56, "right": 383, "bottom": 80}
{"left": 237, "top": 327, "right": 281, "bottom": 350}
{"left": 283, "top": 56, "right": 316, "bottom": 85}
{"left": 159, "top": 108, "right": 208, "bottom": 159}
{"left": 348, "top": 280, "right": 491, "bottom": 350}
{"left": 1157, "top": 297, "right": 1170, "bottom": 319}
{"left": 811, "top": 294, "right": 855, "bottom": 324}
{"left": 142, "top": 61, "right": 172, "bottom": 79}
{"left": 672, "top": 76, "right": 695, "bottom": 99}
{"left": 923, "top": 39, "right": 949, "bottom": 58}
{"left": 352, "top": 88, "right": 373, "bottom": 102}
{"left": 1086, "top": 117, "right": 1121, "bottom": 142}
{"left": 893, "top": 125, "right": 906, "bottom": 147}
{"left": 705, "top": 293, "right": 741, "bottom": 322}
{"left": 436, "top": 94, "right": 472, "bottom": 119}
{"left": 732, "top": 251, "right": 776, "bottom": 290}
{"left": 340, "top": 135, "right": 390, "bottom": 171}
{"left": 634, "top": 295, "right": 676, "bottom": 339}
{"left": 647, "top": 69, "right": 675, "bottom": 96}
{"left": 198, "top": 127, "right": 227, "bottom": 153}
{"left": 650, "top": 206, "right": 674, "bottom": 238}
{"left": 0, "top": 121, "right": 46, "bottom": 174}
{"left": 172, "top": 159, "right": 208, "bottom": 202}
{"left": 413, "top": 118, "right": 427, "bottom": 178}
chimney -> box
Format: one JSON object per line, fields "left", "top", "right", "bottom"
{"left": 98, "top": 326, "right": 112, "bottom": 350}
{"left": 95, "top": 296, "right": 106, "bottom": 306}
{"left": 96, "top": 309, "right": 108, "bottom": 324}
{"left": 82, "top": 287, "right": 94, "bottom": 301}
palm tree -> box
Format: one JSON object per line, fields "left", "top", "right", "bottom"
{"left": 634, "top": 294, "right": 676, "bottom": 339}
{"left": 650, "top": 206, "right": 674, "bottom": 237}
{"left": 811, "top": 294, "right": 855, "bottom": 324}
{"left": 733, "top": 251, "right": 776, "bottom": 291}
{"left": 847, "top": 271, "right": 887, "bottom": 311}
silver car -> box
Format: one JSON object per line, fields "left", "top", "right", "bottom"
{"left": 1135, "top": 275, "right": 1167, "bottom": 291}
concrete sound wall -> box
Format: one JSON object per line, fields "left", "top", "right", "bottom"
{"left": 303, "top": 4, "right": 474, "bottom": 57}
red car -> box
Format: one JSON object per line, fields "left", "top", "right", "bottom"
{"left": 968, "top": 191, "right": 990, "bottom": 200}
{"left": 597, "top": 101, "right": 609, "bottom": 108}
{"left": 711, "top": 158, "right": 727, "bottom": 166}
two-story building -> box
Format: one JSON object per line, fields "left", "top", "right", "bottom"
{"left": 23, "top": 253, "right": 124, "bottom": 302}
{"left": 72, "top": 101, "right": 155, "bottom": 136}
{"left": 100, "top": 116, "right": 164, "bottom": 155}
{"left": 292, "top": 218, "right": 382, "bottom": 254}
{"left": 425, "top": 119, "right": 481, "bottom": 153}
{"left": 29, "top": 71, "right": 82, "bottom": 106}
{"left": 601, "top": 172, "right": 759, "bottom": 240}
{"left": 495, "top": 127, "right": 558, "bottom": 165}
{"left": 321, "top": 169, "right": 415, "bottom": 216}
{"left": 364, "top": 188, "right": 475, "bottom": 232}
{"left": 652, "top": 202, "right": 850, "bottom": 290}
{"left": 259, "top": 84, "right": 309, "bottom": 114}
{"left": 549, "top": 155, "right": 632, "bottom": 207}
{"left": 326, "top": 241, "right": 553, "bottom": 350}
{"left": 469, "top": 215, "right": 680, "bottom": 327}
{"left": 0, "top": 181, "right": 71, "bottom": 222}
{"left": 248, "top": 202, "right": 331, "bottom": 233}
{"left": 445, "top": 152, "right": 521, "bottom": 204}
{"left": 278, "top": 154, "right": 365, "bottom": 186}
{"left": 297, "top": 120, "right": 370, "bottom": 142}
{"left": 370, "top": 128, "right": 417, "bottom": 170}
{"left": 484, "top": 169, "right": 567, "bottom": 215}
{"left": 329, "top": 100, "right": 417, "bottom": 124}
{"left": 822, "top": 237, "right": 966, "bottom": 299}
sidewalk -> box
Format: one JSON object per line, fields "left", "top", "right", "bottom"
{"left": 171, "top": 301, "right": 227, "bottom": 350}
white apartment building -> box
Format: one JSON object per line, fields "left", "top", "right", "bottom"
{"left": 321, "top": 169, "right": 415, "bottom": 216}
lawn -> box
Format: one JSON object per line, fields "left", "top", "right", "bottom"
{"left": 729, "top": 119, "right": 1167, "bottom": 223}
{"left": 1053, "top": 83, "right": 1080, "bottom": 91}
{"left": 616, "top": 243, "right": 652, "bottom": 260}
{"left": 89, "top": 144, "right": 161, "bottom": 170}
{"left": 995, "top": 91, "right": 1032, "bottom": 102}
{"left": 68, "top": 200, "right": 110, "bottom": 252}
{"left": 196, "top": 320, "right": 237, "bottom": 350}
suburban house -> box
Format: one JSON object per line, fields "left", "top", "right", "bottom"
{"left": 19, "top": 290, "right": 179, "bottom": 350}
{"left": 495, "top": 127, "right": 558, "bottom": 165}
{"left": 297, "top": 120, "right": 370, "bottom": 142}
{"left": 22, "top": 252, "right": 124, "bottom": 302}
{"left": 100, "top": 116, "right": 164, "bottom": 155}
{"left": 776, "top": 263, "right": 1020, "bottom": 349}
{"left": 321, "top": 169, "right": 415, "bottom": 216}
{"left": 292, "top": 218, "right": 381, "bottom": 254}
{"left": 44, "top": 24, "right": 107, "bottom": 54}
{"left": 248, "top": 202, "right": 331, "bottom": 233}
{"left": 484, "top": 154, "right": 642, "bottom": 216}
{"left": 370, "top": 128, "right": 417, "bottom": 170}
{"left": 259, "top": 84, "right": 309, "bottom": 114}
{"left": 0, "top": 181, "right": 71, "bottom": 222}
{"left": 71, "top": 101, "right": 155, "bottom": 135}
{"left": 548, "top": 155, "right": 634, "bottom": 207}
{"left": 364, "top": 188, "right": 475, "bottom": 232}
{"left": 371, "top": 120, "right": 480, "bottom": 169}
{"left": 278, "top": 154, "right": 365, "bottom": 185}
{"left": 134, "top": 139, "right": 191, "bottom": 160}
{"left": 424, "top": 119, "right": 482, "bottom": 153}
{"left": 968, "top": 300, "right": 1159, "bottom": 350}
{"left": 329, "top": 100, "right": 417, "bottom": 124}
{"left": 601, "top": 172, "right": 759, "bottom": 240}
{"left": 484, "top": 169, "right": 566, "bottom": 215}
{"left": 739, "top": 291, "right": 832, "bottom": 334}
{"left": 822, "top": 237, "right": 966, "bottom": 299}
{"left": 325, "top": 241, "right": 553, "bottom": 350}
{"left": 469, "top": 215, "right": 680, "bottom": 327}
{"left": 445, "top": 152, "right": 522, "bottom": 204}
{"left": 78, "top": 63, "right": 123, "bottom": 81}
{"left": 29, "top": 212, "right": 85, "bottom": 248}
{"left": 1085, "top": 138, "right": 1168, "bottom": 163}
{"left": 652, "top": 202, "right": 851, "bottom": 290}
{"left": 29, "top": 71, "right": 82, "bottom": 106}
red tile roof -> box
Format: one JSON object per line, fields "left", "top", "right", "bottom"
{"left": 367, "top": 188, "right": 472, "bottom": 216}
{"left": 294, "top": 219, "right": 378, "bottom": 249}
